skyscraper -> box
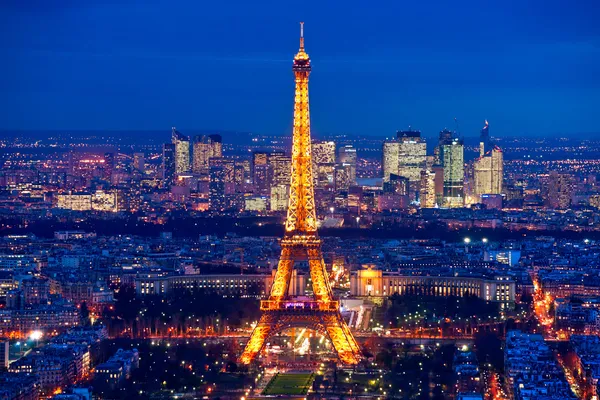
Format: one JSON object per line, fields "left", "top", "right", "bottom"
{"left": 252, "top": 151, "right": 286, "bottom": 195}
{"left": 172, "top": 127, "right": 190, "bottom": 174}
{"left": 269, "top": 153, "right": 292, "bottom": 187}
{"left": 473, "top": 147, "right": 503, "bottom": 196}
{"left": 162, "top": 143, "right": 176, "bottom": 186}
{"left": 337, "top": 145, "right": 357, "bottom": 185}
{"left": 419, "top": 170, "right": 437, "bottom": 208}
{"left": 434, "top": 128, "right": 454, "bottom": 165}
{"left": 382, "top": 129, "right": 426, "bottom": 183}
{"left": 103, "top": 152, "right": 115, "bottom": 181}
{"left": 193, "top": 134, "right": 222, "bottom": 174}
{"left": 208, "top": 162, "right": 226, "bottom": 211}
{"left": 441, "top": 137, "right": 464, "bottom": 208}
{"left": 544, "top": 171, "right": 573, "bottom": 209}
{"left": 312, "top": 140, "right": 336, "bottom": 187}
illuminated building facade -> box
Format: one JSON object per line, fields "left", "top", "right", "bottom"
{"left": 172, "top": 127, "right": 190, "bottom": 174}
{"left": 270, "top": 184, "right": 290, "bottom": 211}
{"left": 382, "top": 141, "right": 399, "bottom": 182}
{"left": 334, "top": 164, "right": 352, "bottom": 191}
{"left": 473, "top": 122, "right": 503, "bottom": 200}
{"left": 253, "top": 151, "right": 285, "bottom": 196}
{"left": 419, "top": 170, "right": 437, "bottom": 208}
{"left": 473, "top": 147, "right": 503, "bottom": 197}
{"left": 441, "top": 138, "right": 465, "bottom": 208}
{"left": 193, "top": 134, "right": 222, "bottom": 174}
{"left": 351, "top": 266, "right": 515, "bottom": 308}
{"left": 544, "top": 171, "right": 573, "bottom": 209}
{"left": 56, "top": 190, "right": 119, "bottom": 212}
{"left": 337, "top": 145, "right": 357, "bottom": 185}
{"left": 209, "top": 159, "right": 227, "bottom": 211}
{"left": 135, "top": 271, "right": 306, "bottom": 297}
{"left": 312, "top": 140, "right": 336, "bottom": 187}
{"left": 240, "top": 24, "right": 361, "bottom": 365}
{"left": 244, "top": 196, "right": 267, "bottom": 212}
{"left": 269, "top": 154, "right": 292, "bottom": 187}
{"left": 383, "top": 130, "right": 426, "bottom": 183}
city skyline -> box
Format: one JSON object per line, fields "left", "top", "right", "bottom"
{"left": 1, "top": 1, "right": 599, "bottom": 137}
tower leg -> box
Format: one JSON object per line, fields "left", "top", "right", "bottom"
{"left": 268, "top": 247, "right": 294, "bottom": 301}
{"left": 307, "top": 250, "right": 333, "bottom": 303}
{"left": 323, "top": 314, "right": 361, "bottom": 365}
{"left": 239, "top": 314, "right": 274, "bottom": 364}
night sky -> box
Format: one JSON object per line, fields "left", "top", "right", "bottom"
{"left": 1, "top": 0, "right": 598, "bottom": 138}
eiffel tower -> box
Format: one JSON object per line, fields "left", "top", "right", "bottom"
{"left": 239, "top": 23, "right": 361, "bottom": 365}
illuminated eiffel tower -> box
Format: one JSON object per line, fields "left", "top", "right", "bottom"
{"left": 239, "top": 23, "right": 361, "bottom": 365}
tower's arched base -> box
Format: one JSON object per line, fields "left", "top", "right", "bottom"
{"left": 239, "top": 307, "right": 361, "bottom": 365}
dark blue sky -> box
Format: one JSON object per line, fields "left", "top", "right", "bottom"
{"left": 1, "top": 0, "right": 599, "bottom": 138}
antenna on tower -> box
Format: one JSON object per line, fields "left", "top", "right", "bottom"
{"left": 299, "top": 22, "right": 305, "bottom": 49}
{"left": 454, "top": 117, "right": 461, "bottom": 138}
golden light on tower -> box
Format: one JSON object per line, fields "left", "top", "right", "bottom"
{"left": 239, "top": 23, "right": 361, "bottom": 365}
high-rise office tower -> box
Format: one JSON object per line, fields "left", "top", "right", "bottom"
{"left": 382, "top": 141, "right": 399, "bottom": 182}
{"left": 162, "top": 143, "right": 176, "bottom": 186}
{"left": 252, "top": 151, "right": 285, "bottom": 195}
{"left": 434, "top": 128, "right": 454, "bottom": 165}
{"left": 133, "top": 152, "right": 145, "bottom": 173}
{"left": 334, "top": 164, "right": 352, "bottom": 191}
{"left": 441, "top": 137, "right": 464, "bottom": 207}
{"left": 252, "top": 151, "right": 267, "bottom": 195}
{"left": 419, "top": 170, "right": 437, "bottom": 208}
{"left": 103, "top": 152, "right": 115, "bottom": 181}
{"left": 382, "top": 129, "right": 426, "bottom": 182}
{"left": 337, "top": 145, "right": 357, "bottom": 185}
{"left": 234, "top": 161, "right": 248, "bottom": 190}
{"left": 208, "top": 162, "right": 226, "bottom": 211}
{"left": 270, "top": 184, "right": 289, "bottom": 211}
{"left": 312, "top": 141, "right": 336, "bottom": 164}
{"left": 544, "top": 171, "right": 573, "bottom": 209}
{"left": 312, "top": 140, "right": 336, "bottom": 187}
{"left": 193, "top": 134, "right": 222, "bottom": 174}
{"left": 172, "top": 127, "right": 190, "bottom": 174}
{"left": 473, "top": 147, "right": 503, "bottom": 197}
{"left": 269, "top": 154, "right": 292, "bottom": 187}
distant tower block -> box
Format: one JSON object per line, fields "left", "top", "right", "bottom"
{"left": 239, "top": 23, "right": 361, "bottom": 365}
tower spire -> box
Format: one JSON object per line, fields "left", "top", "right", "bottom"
{"left": 299, "top": 21, "right": 304, "bottom": 50}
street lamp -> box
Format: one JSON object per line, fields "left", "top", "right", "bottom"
{"left": 482, "top": 238, "right": 488, "bottom": 244}
{"left": 463, "top": 237, "right": 471, "bottom": 244}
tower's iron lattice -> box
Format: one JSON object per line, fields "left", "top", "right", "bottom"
{"left": 239, "top": 23, "right": 361, "bottom": 365}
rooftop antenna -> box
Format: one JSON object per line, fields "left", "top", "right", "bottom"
{"left": 454, "top": 117, "right": 461, "bottom": 138}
